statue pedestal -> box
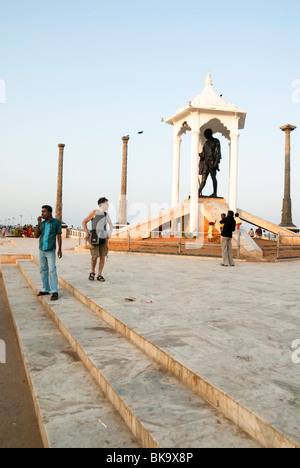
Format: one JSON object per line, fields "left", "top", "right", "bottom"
{"left": 198, "top": 196, "right": 225, "bottom": 200}
{"left": 279, "top": 223, "right": 299, "bottom": 234}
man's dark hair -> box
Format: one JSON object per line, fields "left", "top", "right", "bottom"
{"left": 98, "top": 197, "right": 108, "bottom": 206}
{"left": 42, "top": 205, "right": 53, "bottom": 214}
{"left": 228, "top": 210, "right": 234, "bottom": 217}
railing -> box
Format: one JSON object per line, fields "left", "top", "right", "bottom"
{"left": 69, "top": 229, "right": 86, "bottom": 246}
{"left": 68, "top": 228, "right": 300, "bottom": 260}
{"left": 108, "top": 230, "right": 231, "bottom": 257}
{"left": 277, "top": 234, "right": 300, "bottom": 259}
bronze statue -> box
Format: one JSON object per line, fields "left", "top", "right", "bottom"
{"left": 198, "top": 129, "right": 221, "bottom": 198}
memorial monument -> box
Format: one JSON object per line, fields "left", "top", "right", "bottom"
{"left": 165, "top": 72, "right": 247, "bottom": 232}
{"left": 111, "top": 73, "right": 299, "bottom": 257}
{"left": 279, "top": 124, "right": 299, "bottom": 233}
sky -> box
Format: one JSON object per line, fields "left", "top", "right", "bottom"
{"left": 0, "top": 0, "right": 300, "bottom": 229}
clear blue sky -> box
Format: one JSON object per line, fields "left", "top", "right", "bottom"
{"left": 1, "top": 0, "right": 300, "bottom": 229}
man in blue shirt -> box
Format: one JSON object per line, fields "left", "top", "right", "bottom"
{"left": 35, "top": 205, "right": 62, "bottom": 301}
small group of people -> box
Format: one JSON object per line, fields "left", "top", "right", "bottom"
{"left": 33, "top": 199, "right": 245, "bottom": 300}
{"left": 22, "top": 225, "right": 34, "bottom": 238}
{"left": 208, "top": 212, "right": 242, "bottom": 242}
{"left": 248, "top": 227, "right": 269, "bottom": 239}
{"left": 35, "top": 198, "right": 113, "bottom": 301}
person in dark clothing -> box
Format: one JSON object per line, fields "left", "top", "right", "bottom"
{"left": 220, "top": 211, "right": 236, "bottom": 266}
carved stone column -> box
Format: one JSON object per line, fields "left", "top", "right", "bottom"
{"left": 172, "top": 135, "right": 182, "bottom": 206}
{"left": 279, "top": 125, "right": 298, "bottom": 232}
{"left": 228, "top": 132, "right": 240, "bottom": 213}
{"left": 118, "top": 136, "right": 130, "bottom": 226}
{"left": 55, "top": 144, "right": 65, "bottom": 223}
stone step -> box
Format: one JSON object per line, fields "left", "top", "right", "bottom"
{"left": 49, "top": 260, "right": 299, "bottom": 449}
{"left": 1, "top": 264, "right": 141, "bottom": 449}
{"left": 15, "top": 259, "right": 260, "bottom": 448}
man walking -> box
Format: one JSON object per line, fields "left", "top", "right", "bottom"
{"left": 82, "top": 197, "right": 113, "bottom": 282}
{"left": 35, "top": 205, "right": 62, "bottom": 301}
{"left": 220, "top": 210, "right": 236, "bottom": 267}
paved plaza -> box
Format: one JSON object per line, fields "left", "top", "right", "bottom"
{"left": 1, "top": 237, "right": 299, "bottom": 447}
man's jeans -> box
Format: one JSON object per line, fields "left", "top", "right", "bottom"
{"left": 39, "top": 249, "right": 58, "bottom": 293}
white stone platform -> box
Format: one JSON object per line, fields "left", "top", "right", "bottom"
{"left": 1, "top": 238, "right": 299, "bottom": 448}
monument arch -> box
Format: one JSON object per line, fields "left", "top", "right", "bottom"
{"left": 165, "top": 72, "right": 247, "bottom": 232}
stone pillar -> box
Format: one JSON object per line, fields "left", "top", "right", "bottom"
{"left": 280, "top": 124, "right": 298, "bottom": 231}
{"left": 55, "top": 144, "right": 65, "bottom": 223}
{"left": 190, "top": 130, "right": 200, "bottom": 233}
{"left": 228, "top": 132, "right": 239, "bottom": 213}
{"left": 172, "top": 135, "right": 182, "bottom": 206}
{"left": 118, "top": 136, "right": 130, "bottom": 226}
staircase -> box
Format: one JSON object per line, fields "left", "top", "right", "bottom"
{"left": 1, "top": 258, "right": 299, "bottom": 448}
{"left": 254, "top": 239, "right": 277, "bottom": 261}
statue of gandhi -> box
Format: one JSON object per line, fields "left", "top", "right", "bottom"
{"left": 198, "top": 129, "right": 222, "bottom": 198}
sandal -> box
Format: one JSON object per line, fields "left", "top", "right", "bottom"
{"left": 89, "top": 272, "right": 96, "bottom": 281}
{"left": 97, "top": 275, "right": 105, "bottom": 282}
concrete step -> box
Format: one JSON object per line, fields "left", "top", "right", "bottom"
{"left": 14, "top": 259, "right": 260, "bottom": 448}
{"left": 1, "top": 264, "right": 141, "bottom": 449}
{"left": 52, "top": 258, "right": 300, "bottom": 449}
{"left": 48, "top": 259, "right": 300, "bottom": 449}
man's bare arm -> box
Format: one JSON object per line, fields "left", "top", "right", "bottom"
{"left": 106, "top": 213, "right": 114, "bottom": 239}
{"left": 57, "top": 234, "right": 62, "bottom": 258}
{"left": 35, "top": 216, "right": 42, "bottom": 238}
{"left": 82, "top": 211, "right": 96, "bottom": 240}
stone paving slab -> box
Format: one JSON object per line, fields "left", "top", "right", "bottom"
{"left": 16, "top": 259, "right": 261, "bottom": 448}
{"left": 1, "top": 238, "right": 300, "bottom": 446}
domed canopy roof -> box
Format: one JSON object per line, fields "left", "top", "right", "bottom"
{"left": 165, "top": 73, "right": 247, "bottom": 131}
{"left": 191, "top": 72, "right": 237, "bottom": 110}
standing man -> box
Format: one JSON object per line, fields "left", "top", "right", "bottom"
{"left": 220, "top": 210, "right": 236, "bottom": 267}
{"left": 35, "top": 205, "right": 62, "bottom": 301}
{"left": 198, "top": 129, "right": 222, "bottom": 198}
{"left": 82, "top": 197, "right": 113, "bottom": 282}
